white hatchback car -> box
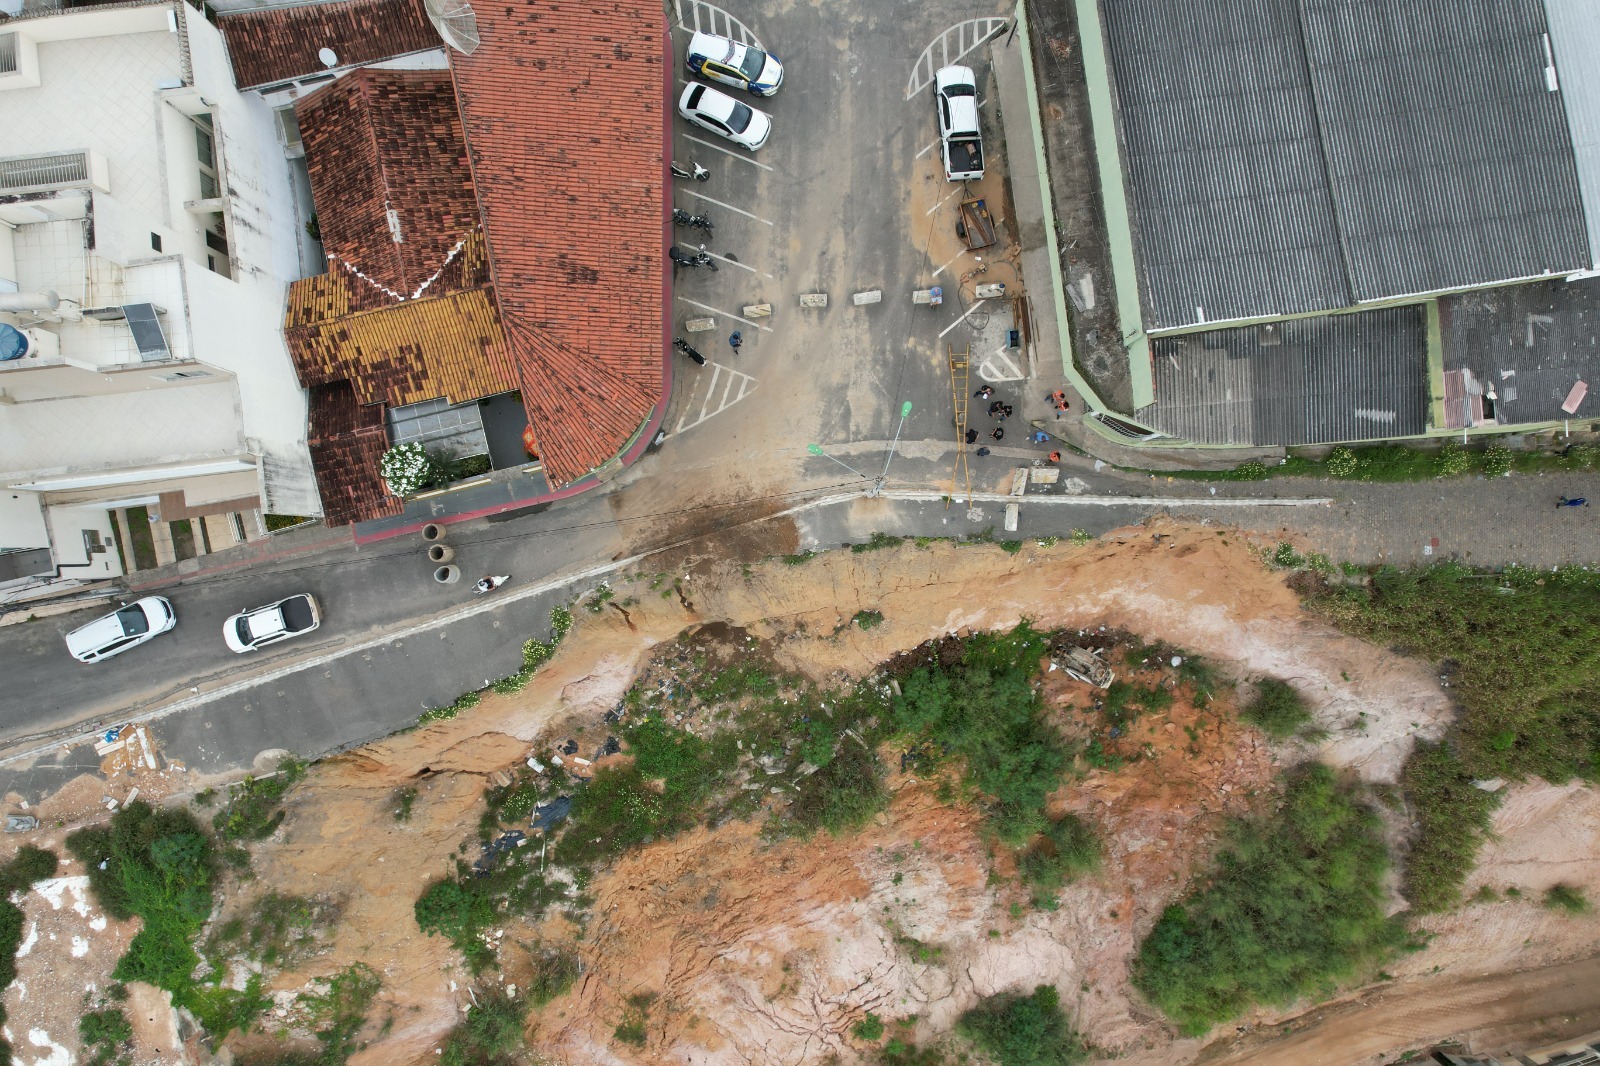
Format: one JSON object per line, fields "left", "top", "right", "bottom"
{"left": 223, "top": 593, "right": 321, "bottom": 653}
{"left": 65, "top": 596, "right": 176, "bottom": 663}
{"left": 678, "top": 82, "right": 771, "bottom": 151}
{"left": 685, "top": 31, "right": 784, "bottom": 96}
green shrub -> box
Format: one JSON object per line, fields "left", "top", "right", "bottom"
{"left": 614, "top": 992, "right": 654, "bottom": 1047}
{"left": 853, "top": 532, "right": 905, "bottom": 553}
{"left": 957, "top": 984, "right": 1088, "bottom": 1066}
{"left": 1544, "top": 884, "right": 1591, "bottom": 914}
{"left": 527, "top": 945, "right": 582, "bottom": 1007}
{"left": 441, "top": 987, "right": 527, "bottom": 1066}
{"left": 212, "top": 757, "right": 307, "bottom": 841}
{"left": 79, "top": 1007, "right": 133, "bottom": 1065}
{"left": 1326, "top": 447, "right": 1359, "bottom": 478}
{"left": 1434, "top": 445, "right": 1473, "bottom": 477}
{"left": 854, "top": 610, "right": 885, "bottom": 630}
{"left": 1133, "top": 765, "right": 1407, "bottom": 1036}
{"left": 297, "top": 963, "right": 381, "bottom": 1064}
{"left": 1019, "top": 815, "right": 1100, "bottom": 906}
{"left": 1480, "top": 444, "right": 1512, "bottom": 477}
{"left": 1241, "top": 679, "right": 1311, "bottom": 740}
{"left": 789, "top": 739, "right": 886, "bottom": 835}
{"left": 1397, "top": 744, "right": 1499, "bottom": 912}
{"left": 0, "top": 845, "right": 57, "bottom": 897}
{"left": 1233, "top": 461, "right": 1268, "bottom": 480}
{"left": 889, "top": 626, "right": 1069, "bottom": 845}
{"left": 1272, "top": 541, "right": 1306, "bottom": 568}
{"left": 853, "top": 1013, "right": 886, "bottom": 1041}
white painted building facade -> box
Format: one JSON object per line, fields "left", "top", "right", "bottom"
{"left": 0, "top": 0, "right": 319, "bottom": 591}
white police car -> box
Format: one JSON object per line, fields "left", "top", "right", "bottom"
{"left": 685, "top": 31, "right": 783, "bottom": 97}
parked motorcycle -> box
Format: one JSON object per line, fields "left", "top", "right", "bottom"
{"left": 668, "top": 245, "right": 718, "bottom": 271}
{"left": 670, "top": 160, "right": 710, "bottom": 181}
{"left": 671, "top": 208, "right": 714, "bottom": 238}
{"left": 673, "top": 338, "right": 707, "bottom": 365}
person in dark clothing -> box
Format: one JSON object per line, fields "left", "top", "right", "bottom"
{"left": 989, "top": 400, "right": 1004, "bottom": 415}
{"left": 965, "top": 428, "right": 978, "bottom": 444}
{"left": 975, "top": 446, "right": 991, "bottom": 456}
{"left": 1002, "top": 404, "right": 1014, "bottom": 418}
{"left": 976, "top": 385, "right": 994, "bottom": 399}
{"left": 1558, "top": 496, "right": 1589, "bottom": 507}
{"left": 991, "top": 427, "right": 1004, "bottom": 441}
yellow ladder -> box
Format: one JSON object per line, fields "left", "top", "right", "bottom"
{"left": 948, "top": 343, "right": 972, "bottom": 507}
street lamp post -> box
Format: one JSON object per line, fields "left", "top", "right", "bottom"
{"left": 807, "top": 401, "right": 913, "bottom": 498}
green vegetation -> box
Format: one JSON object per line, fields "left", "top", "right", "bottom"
{"left": 1133, "top": 765, "right": 1407, "bottom": 1036}
{"left": 393, "top": 787, "right": 417, "bottom": 823}
{"left": 853, "top": 609, "right": 885, "bottom": 630}
{"left": 440, "top": 987, "right": 527, "bottom": 1066}
{"left": 1240, "top": 678, "right": 1312, "bottom": 740}
{"left": 0, "top": 846, "right": 60, "bottom": 1062}
{"left": 1544, "top": 884, "right": 1591, "bottom": 915}
{"left": 853, "top": 532, "right": 905, "bottom": 553}
{"left": 264, "top": 514, "right": 312, "bottom": 532}
{"left": 122, "top": 506, "right": 159, "bottom": 570}
{"left": 79, "top": 1007, "right": 133, "bottom": 1066}
{"left": 853, "top": 1013, "right": 886, "bottom": 1041}
{"left": 1018, "top": 815, "right": 1100, "bottom": 908}
{"left": 957, "top": 984, "right": 1088, "bottom": 1066}
{"left": 170, "top": 518, "right": 197, "bottom": 562}
{"left": 206, "top": 892, "right": 324, "bottom": 967}
{"left": 414, "top": 847, "right": 564, "bottom": 973}
{"left": 299, "top": 964, "right": 382, "bottom": 1064}
{"left": 1172, "top": 440, "right": 1600, "bottom": 484}
{"left": 212, "top": 757, "right": 308, "bottom": 841}
{"left": 1396, "top": 744, "right": 1499, "bottom": 912}
{"left": 525, "top": 943, "right": 582, "bottom": 1006}
{"left": 67, "top": 801, "right": 268, "bottom": 1037}
{"left": 439, "top": 605, "right": 575, "bottom": 711}
{"left": 614, "top": 991, "right": 655, "bottom": 1047}
{"left": 1310, "top": 562, "right": 1600, "bottom": 909}
{"left": 890, "top": 625, "right": 1068, "bottom": 844}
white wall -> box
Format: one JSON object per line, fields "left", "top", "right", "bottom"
{"left": 46, "top": 501, "right": 121, "bottom": 576}
{"left": 0, "top": 490, "right": 49, "bottom": 551}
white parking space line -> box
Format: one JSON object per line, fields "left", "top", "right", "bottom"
{"left": 978, "top": 348, "right": 1025, "bottom": 382}
{"left": 906, "top": 18, "right": 1011, "bottom": 99}
{"left": 679, "top": 188, "right": 774, "bottom": 226}
{"left": 673, "top": 0, "right": 763, "bottom": 47}
{"left": 684, "top": 134, "right": 775, "bottom": 171}
{"left": 675, "top": 360, "right": 757, "bottom": 435}
{"left": 937, "top": 298, "right": 996, "bottom": 339}
{"left": 698, "top": 248, "right": 758, "bottom": 274}
{"left": 925, "top": 185, "right": 963, "bottom": 216}
{"left": 678, "top": 297, "right": 775, "bottom": 332}
{"left": 932, "top": 251, "right": 967, "bottom": 278}
{"left": 917, "top": 140, "right": 937, "bottom": 159}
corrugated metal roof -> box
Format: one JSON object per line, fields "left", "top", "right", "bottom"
{"left": 1100, "top": 0, "right": 1592, "bottom": 330}
{"left": 1301, "top": 0, "right": 1590, "bottom": 301}
{"left": 1139, "top": 305, "right": 1430, "bottom": 444}
{"left": 1439, "top": 275, "right": 1600, "bottom": 425}
{"left": 1101, "top": 0, "right": 1351, "bottom": 329}
{"left": 1546, "top": 0, "right": 1600, "bottom": 271}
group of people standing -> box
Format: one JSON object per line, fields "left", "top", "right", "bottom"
{"left": 964, "top": 385, "right": 1070, "bottom": 461}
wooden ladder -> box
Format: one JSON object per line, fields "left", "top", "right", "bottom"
{"left": 948, "top": 342, "right": 972, "bottom": 507}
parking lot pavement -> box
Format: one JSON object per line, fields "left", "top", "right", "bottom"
{"left": 656, "top": 0, "right": 1022, "bottom": 492}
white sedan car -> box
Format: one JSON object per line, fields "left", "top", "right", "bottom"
{"left": 678, "top": 82, "right": 771, "bottom": 151}
{"left": 223, "top": 593, "right": 321, "bottom": 653}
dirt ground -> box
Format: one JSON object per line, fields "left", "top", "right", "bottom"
{"left": 7, "top": 519, "right": 1598, "bottom": 1066}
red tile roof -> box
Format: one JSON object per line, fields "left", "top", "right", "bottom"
{"left": 297, "top": 69, "right": 480, "bottom": 299}
{"left": 306, "top": 381, "right": 403, "bottom": 526}
{"left": 450, "top": 0, "right": 667, "bottom": 487}
{"left": 219, "top": 0, "right": 440, "bottom": 90}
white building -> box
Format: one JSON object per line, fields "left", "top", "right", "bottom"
{"left": 0, "top": 0, "right": 320, "bottom": 592}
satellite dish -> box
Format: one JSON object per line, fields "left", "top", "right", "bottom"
{"left": 423, "top": 0, "right": 480, "bottom": 55}
{"left": 318, "top": 47, "right": 339, "bottom": 67}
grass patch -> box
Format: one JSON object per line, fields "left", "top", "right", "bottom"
{"left": 439, "top": 986, "right": 527, "bottom": 1066}
{"left": 1311, "top": 562, "right": 1600, "bottom": 908}
{"left": 393, "top": 787, "right": 417, "bottom": 823}
{"left": 614, "top": 991, "right": 654, "bottom": 1047}
{"left": 206, "top": 892, "right": 325, "bottom": 967}
{"left": 1133, "top": 765, "right": 1408, "bottom": 1036}
{"left": 853, "top": 1013, "right": 885, "bottom": 1041}
{"left": 1018, "top": 815, "right": 1099, "bottom": 908}
{"left": 122, "top": 506, "right": 159, "bottom": 570}
{"left": 0, "top": 846, "right": 60, "bottom": 1061}
{"left": 264, "top": 514, "right": 311, "bottom": 532}
{"left": 1169, "top": 441, "right": 1566, "bottom": 484}
{"left": 414, "top": 844, "right": 564, "bottom": 973}
{"left": 525, "top": 943, "right": 582, "bottom": 1007}
{"left": 169, "top": 518, "right": 197, "bottom": 561}
{"left": 853, "top": 609, "right": 885, "bottom": 630}
{"left": 79, "top": 1007, "right": 133, "bottom": 1066}
{"left": 1241, "top": 678, "right": 1312, "bottom": 740}
{"left": 853, "top": 532, "right": 905, "bottom": 553}
{"left": 1544, "top": 884, "right": 1591, "bottom": 914}
{"left": 957, "top": 984, "right": 1089, "bottom": 1066}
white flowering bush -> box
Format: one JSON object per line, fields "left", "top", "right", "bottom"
{"left": 379, "top": 442, "right": 440, "bottom": 497}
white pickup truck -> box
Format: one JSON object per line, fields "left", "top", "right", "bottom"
{"left": 935, "top": 65, "right": 984, "bottom": 182}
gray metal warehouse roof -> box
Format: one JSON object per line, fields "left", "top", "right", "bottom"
{"left": 1440, "top": 275, "right": 1600, "bottom": 426}
{"left": 1139, "top": 305, "right": 1430, "bottom": 444}
{"left": 1101, "top": 0, "right": 1593, "bottom": 331}
{"left": 1546, "top": 0, "right": 1600, "bottom": 271}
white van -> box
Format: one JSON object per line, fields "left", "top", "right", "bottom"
{"left": 65, "top": 597, "right": 176, "bottom": 663}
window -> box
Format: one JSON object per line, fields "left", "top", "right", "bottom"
{"left": 150, "top": 232, "right": 162, "bottom": 252}
{"left": 193, "top": 114, "right": 219, "bottom": 199}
